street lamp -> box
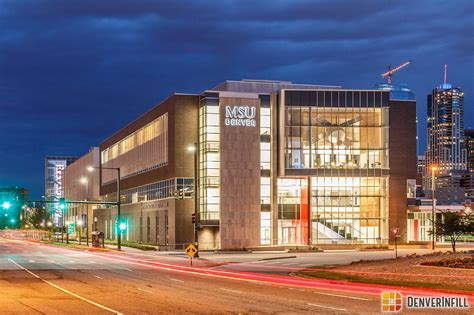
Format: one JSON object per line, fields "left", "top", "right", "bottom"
{"left": 2, "top": 201, "right": 11, "bottom": 210}
{"left": 187, "top": 143, "right": 199, "bottom": 251}
{"left": 431, "top": 166, "right": 438, "bottom": 251}
{"left": 80, "top": 176, "right": 89, "bottom": 246}
{"left": 88, "top": 165, "right": 122, "bottom": 250}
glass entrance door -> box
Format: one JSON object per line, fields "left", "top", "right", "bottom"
{"left": 282, "top": 227, "right": 296, "bottom": 244}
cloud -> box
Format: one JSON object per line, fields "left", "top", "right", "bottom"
{"left": 0, "top": 0, "right": 473, "bottom": 197}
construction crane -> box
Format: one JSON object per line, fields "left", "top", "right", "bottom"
{"left": 381, "top": 60, "right": 412, "bottom": 84}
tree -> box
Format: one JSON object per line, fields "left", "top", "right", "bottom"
{"left": 26, "top": 206, "right": 50, "bottom": 229}
{"left": 432, "top": 211, "right": 474, "bottom": 252}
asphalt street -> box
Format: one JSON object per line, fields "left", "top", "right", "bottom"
{"left": 0, "top": 237, "right": 472, "bottom": 314}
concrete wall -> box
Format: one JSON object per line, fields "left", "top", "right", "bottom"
{"left": 389, "top": 100, "right": 417, "bottom": 243}
{"left": 219, "top": 96, "right": 261, "bottom": 249}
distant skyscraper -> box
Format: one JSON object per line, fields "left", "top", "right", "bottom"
{"left": 464, "top": 129, "right": 474, "bottom": 198}
{"left": 466, "top": 129, "right": 474, "bottom": 173}
{"left": 44, "top": 156, "right": 77, "bottom": 225}
{"left": 424, "top": 66, "right": 467, "bottom": 203}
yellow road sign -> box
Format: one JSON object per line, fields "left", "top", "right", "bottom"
{"left": 185, "top": 244, "right": 198, "bottom": 257}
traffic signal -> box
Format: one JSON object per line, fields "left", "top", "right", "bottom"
{"left": 191, "top": 213, "right": 196, "bottom": 224}
{"left": 58, "top": 198, "right": 66, "bottom": 210}
{"left": 119, "top": 222, "right": 127, "bottom": 231}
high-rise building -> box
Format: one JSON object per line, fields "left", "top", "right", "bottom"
{"left": 466, "top": 129, "right": 474, "bottom": 173}
{"left": 44, "top": 156, "right": 78, "bottom": 225}
{"left": 416, "top": 155, "right": 426, "bottom": 197}
{"left": 424, "top": 71, "right": 467, "bottom": 202}
{"left": 93, "top": 79, "right": 417, "bottom": 249}
{"left": 464, "top": 129, "right": 474, "bottom": 198}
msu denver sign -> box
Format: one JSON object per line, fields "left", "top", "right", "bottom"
{"left": 224, "top": 106, "right": 257, "bottom": 127}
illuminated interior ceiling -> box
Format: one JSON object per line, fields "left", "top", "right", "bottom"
{"left": 312, "top": 116, "right": 361, "bottom": 148}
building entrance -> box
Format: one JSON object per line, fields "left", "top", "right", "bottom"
{"left": 282, "top": 226, "right": 296, "bottom": 244}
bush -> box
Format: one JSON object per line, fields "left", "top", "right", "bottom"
{"left": 422, "top": 257, "right": 474, "bottom": 269}
{"left": 104, "top": 239, "right": 157, "bottom": 251}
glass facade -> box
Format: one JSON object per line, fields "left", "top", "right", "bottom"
{"left": 311, "top": 176, "right": 388, "bottom": 244}
{"left": 199, "top": 93, "right": 220, "bottom": 221}
{"left": 260, "top": 95, "right": 272, "bottom": 245}
{"left": 280, "top": 90, "right": 390, "bottom": 244}
{"left": 103, "top": 177, "right": 193, "bottom": 205}
{"left": 284, "top": 105, "right": 389, "bottom": 170}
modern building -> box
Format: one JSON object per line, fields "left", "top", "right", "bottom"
{"left": 0, "top": 186, "right": 28, "bottom": 228}
{"left": 464, "top": 129, "right": 474, "bottom": 198}
{"left": 466, "top": 129, "right": 474, "bottom": 173}
{"left": 92, "top": 79, "right": 417, "bottom": 249}
{"left": 424, "top": 79, "right": 467, "bottom": 202}
{"left": 44, "top": 156, "right": 78, "bottom": 225}
{"left": 63, "top": 148, "right": 100, "bottom": 238}
{"left": 407, "top": 200, "right": 472, "bottom": 243}
{"left": 416, "top": 155, "right": 426, "bottom": 197}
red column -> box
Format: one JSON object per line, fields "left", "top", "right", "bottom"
{"left": 414, "top": 219, "right": 419, "bottom": 241}
{"left": 300, "top": 178, "right": 310, "bottom": 245}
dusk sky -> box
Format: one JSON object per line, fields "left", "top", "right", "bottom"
{"left": 1, "top": 0, "right": 473, "bottom": 199}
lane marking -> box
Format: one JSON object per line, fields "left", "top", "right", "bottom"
{"left": 169, "top": 278, "right": 184, "bottom": 283}
{"left": 137, "top": 288, "right": 153, "bottom": 294}
{"left": 49, "top": 260, "right": 56, "bottom": 263}
{"left": 69, "top": 260, "right": 75, "bottom": 263}
{"left": 12, "top": 239, "right": 377, "bottom": 301}
{"left": 94, "top": 275, "right": 103, "bottom": 279}
{"left": 312, "top": 291, "right": 371, "bottom": 301}
{"left": 8, "top": 258, "right": 122, "bottom": 314}
{"left": 29, "top": 260, "right": 35, "bottom": 263}
{"left": 219, "top": 288, "right": 242, "bottom": 294}
{"left": 307, "top": 303, "right": 347, "bottom": 311}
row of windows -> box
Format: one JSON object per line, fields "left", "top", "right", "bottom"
{"left": 199, "top": 96, "right": 220, "bottom": 221}
{"left": 284, "top": 90, "right": 389, "bottom": 108}
{"left": 102, "top": 113, "right": 168, "bottom": 164}
{"left": 103, "top": 178, "right": 193, "bottom": 205}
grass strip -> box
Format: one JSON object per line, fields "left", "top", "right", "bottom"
{"left": 299, "top": 269, "right": 473, "bottom": 292}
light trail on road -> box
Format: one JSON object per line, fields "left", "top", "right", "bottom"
{"left": 4, "top": 238, "right": 474, "bottom": 305}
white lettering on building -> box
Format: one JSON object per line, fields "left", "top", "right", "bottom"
{"left": 224, "top": 106, "right": 257, "bottom": 127}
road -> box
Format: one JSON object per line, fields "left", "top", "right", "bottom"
{"left": 0, "top": 238, "right": 472, "bottom": 314}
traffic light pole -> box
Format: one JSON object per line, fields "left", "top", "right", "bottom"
{"left": 116, "top": 168, "right": 122, "bottom": 251}
{"left": 34, "top": 199, "right": 119, "bottom": 245}
{"left": 193, "top": 142, "right": 199, "bottom": 257}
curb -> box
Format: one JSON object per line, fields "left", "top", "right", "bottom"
{"left": 259, "top": 255, "right": 297, "bottom": 261}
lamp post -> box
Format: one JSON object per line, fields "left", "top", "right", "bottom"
{"left": 88, "top": 165, "right": 122, "bottom": 251}
{"left": 80, "top": 177, "right": 89, "bottom": 246}
{"left": 187, "top": 143, "right": 199, "bottom": 251}
{"left": 431, "top": 166, "right": 438, "bottom": 251}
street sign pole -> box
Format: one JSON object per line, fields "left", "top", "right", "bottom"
{"left": 395, "top": 234, "right": 398, "bottom": 258}
{"left": 185, "top": 243, "right": 198, "bottom": 266}
{"left": 391, "top": 227, "right": 400, "bottom": 258}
